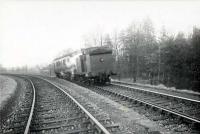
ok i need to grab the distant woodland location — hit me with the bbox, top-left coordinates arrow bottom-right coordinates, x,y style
84,18 -> 200,91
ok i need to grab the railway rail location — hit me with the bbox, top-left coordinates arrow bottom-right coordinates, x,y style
110,81 -> 200,122
111,80 -> 200,102
1,75 -> 120,134
1,76 -> 34,134
75,81 -> 200,133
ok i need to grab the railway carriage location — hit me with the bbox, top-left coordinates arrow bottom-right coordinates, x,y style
53,50 -> 80,79
53,46 -> 115,84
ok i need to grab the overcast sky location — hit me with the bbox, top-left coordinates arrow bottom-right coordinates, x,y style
0,1 -> 200,68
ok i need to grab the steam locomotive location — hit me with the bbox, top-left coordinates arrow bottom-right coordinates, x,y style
53,46 -> 115,84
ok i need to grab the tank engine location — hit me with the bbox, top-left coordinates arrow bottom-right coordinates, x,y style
53,46 -> 115,84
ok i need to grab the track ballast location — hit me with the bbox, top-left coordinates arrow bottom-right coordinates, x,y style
75,81 -> 200,133
1,75 -> 120,134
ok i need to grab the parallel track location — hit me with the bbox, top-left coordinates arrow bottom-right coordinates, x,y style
97,84 -> 200,123
112,80 -> 200,103
73,81 -> 200,133
110,82 -> 200,123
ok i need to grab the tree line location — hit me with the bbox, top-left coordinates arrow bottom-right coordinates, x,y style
84,18 -> 200,91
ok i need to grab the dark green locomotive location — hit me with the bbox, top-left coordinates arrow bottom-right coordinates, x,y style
53,46 -> 115,84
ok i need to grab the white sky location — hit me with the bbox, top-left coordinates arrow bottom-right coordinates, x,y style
0,1 -> 200,68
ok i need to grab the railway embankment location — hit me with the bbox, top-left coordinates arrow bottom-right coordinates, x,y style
0,75 -> 29,124
0,75 -> 17,110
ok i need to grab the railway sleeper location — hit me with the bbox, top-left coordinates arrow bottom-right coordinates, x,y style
16,106 -> 31,111
2,127 -> 25,134
173,125 -> 189,132
32,115 -> 86,125
35,111 -> 82,119
140,97 -> 159,101
92,113 -> 110,120
13,115 -> 28,122
189,110 -> 200,115
33,115 -> 83,123
32,120 -> 91,130
183,107 -> 198,112
32,119 -> 87,128
37,100 -> 56,104
36,105 -> 76,112
151,115 -> 168,121
2,126 -> 25,134
30,120 -> 94,132
13,112 -> 29,118
37,102 -> 68,106
3,122 -> 25,130
148,99 -> 166,103
35,108 -> 58,113
33,114 -> 58,120
9,119 -> 27,125
162,118 -> 180,126
61,127 -> 97,134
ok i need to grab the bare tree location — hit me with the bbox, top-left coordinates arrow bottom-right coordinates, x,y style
83,31 -> 104,48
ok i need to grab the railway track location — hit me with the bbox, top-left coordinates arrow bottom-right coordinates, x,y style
75,82 -> 200,133
110,82 -> 200,121
111,80 -> 200,102
1,75 -> 120,134
1,76 -> 34,134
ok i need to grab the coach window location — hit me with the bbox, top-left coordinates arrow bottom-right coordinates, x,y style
63,59 -> 66,65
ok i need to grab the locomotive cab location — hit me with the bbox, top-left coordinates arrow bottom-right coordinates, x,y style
76,46 -> 114,84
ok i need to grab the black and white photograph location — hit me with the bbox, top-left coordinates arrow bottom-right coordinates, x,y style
0,0 -> 200,133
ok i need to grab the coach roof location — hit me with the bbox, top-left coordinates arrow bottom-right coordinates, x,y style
81,46 -> 112,55
53,50 -> 80,61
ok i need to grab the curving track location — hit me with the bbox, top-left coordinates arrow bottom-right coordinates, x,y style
1,76 -> 34,134
1,75 -> 120,134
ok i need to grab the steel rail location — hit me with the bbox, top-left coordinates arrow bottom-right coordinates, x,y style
97,86 -> 200,124
0,74 -> 36,134
38,77 -> 111,134
112,81 -> 200,103
24,78 -> 36,134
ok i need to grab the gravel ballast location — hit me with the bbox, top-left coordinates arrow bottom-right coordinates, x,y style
1,76 -> 33,133
47,77 -> 171,134
0,75 -> 17,110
